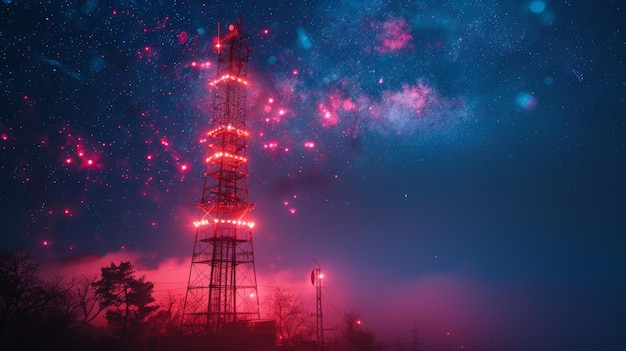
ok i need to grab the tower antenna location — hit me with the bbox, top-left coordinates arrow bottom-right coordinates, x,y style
311,261 -> 324,349
181,18 -> 258,334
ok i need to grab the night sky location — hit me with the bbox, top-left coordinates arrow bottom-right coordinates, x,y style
1,1 -> 625,350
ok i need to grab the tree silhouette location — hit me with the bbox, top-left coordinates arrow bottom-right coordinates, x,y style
71,274 -> 105,325
92,261 -> 158,343
0,250 -> 82,350
262,287 -> 314,347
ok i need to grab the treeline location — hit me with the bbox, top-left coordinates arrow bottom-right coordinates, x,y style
0,249 -> 179,351
0,249 -> 391,351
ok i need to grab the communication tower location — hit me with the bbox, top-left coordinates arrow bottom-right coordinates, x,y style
311,267 -> 324,349
181,18 -> 259,334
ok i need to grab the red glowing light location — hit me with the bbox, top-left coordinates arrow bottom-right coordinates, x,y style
65,158 -> 72,164
263,142 -> 278,150
43,241 -> 48,246
193,218 -> 255,228
147,155 -> 152,160
263,29 -> 269,34
1,134 -> 7,140
268,98 -> 274,103
207,124 -> 249,137
181,164 -> 188,171
64,209 -> 70,215
206,151 -> 247,163
289,208 -> 296,214
87,159 -> 94,166
191,61 -> 211,69
292,69 -> 299,75
144,46 -> 150,52
209,74 -> 248,86
304,141 -> 315,149
178,31 -> 189,44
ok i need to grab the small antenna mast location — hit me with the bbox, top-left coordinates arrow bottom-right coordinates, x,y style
216,22 -> 221,54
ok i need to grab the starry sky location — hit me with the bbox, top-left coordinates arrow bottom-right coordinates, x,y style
1,1 -> 625,350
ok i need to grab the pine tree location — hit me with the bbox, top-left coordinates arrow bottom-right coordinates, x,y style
92,261 -> 158,342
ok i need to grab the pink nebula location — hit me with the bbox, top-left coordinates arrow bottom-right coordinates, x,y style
375,18 -> 413,54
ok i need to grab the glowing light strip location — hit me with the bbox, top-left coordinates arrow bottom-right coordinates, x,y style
205,151 -> 247,163
193,218 -> 255,228
207,124 -> 249,137
209,74 -> 248,86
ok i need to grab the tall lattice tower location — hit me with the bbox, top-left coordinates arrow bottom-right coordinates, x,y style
181,18 -> 259,334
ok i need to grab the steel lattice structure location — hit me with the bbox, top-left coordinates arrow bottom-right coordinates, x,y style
181,18 -> 259,334
312,267 -> 325,349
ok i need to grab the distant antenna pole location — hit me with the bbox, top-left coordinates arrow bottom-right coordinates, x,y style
216,22 -> 221,54
311,266 -> 324,349
411,321 -> 421,351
